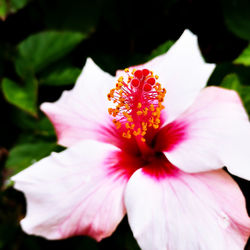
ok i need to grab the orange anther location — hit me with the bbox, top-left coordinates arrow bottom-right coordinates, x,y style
107,68 -> 165,140
118,76 -> 124,82
125,104 -> 130,110
149,104 -> 155,111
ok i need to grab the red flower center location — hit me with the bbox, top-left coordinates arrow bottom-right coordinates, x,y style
106,69 -> 187,179
107,68 -> 166,144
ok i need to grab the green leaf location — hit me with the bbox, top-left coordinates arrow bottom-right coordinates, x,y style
220,73 -> 250,114
0,0 -> 7,20
221,73 -> 241,91
0,0 -> 28,20
10,0 -> 28,10
15,31 -> 86,77
11,110 -> 56,138
39,65 -> 81,86
2,77 -> 37,116
148,40 -> 174,61
234,43 -> 250,66
222,0 -> 250,40
5,141 -> 57,180
207,62 -> 250,87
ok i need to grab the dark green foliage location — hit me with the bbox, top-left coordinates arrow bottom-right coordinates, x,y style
0,0 -> 28,20
220,73 -> 250,114
15,31 -> 86,75
234,43 -> 250,66
2,77 -> 38,116
222,0 -> 250,40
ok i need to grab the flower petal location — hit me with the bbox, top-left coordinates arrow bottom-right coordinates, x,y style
157,86 -> 250,180
11,140 -> 136,241
125,168 -> 250,250
117,29 -> 215,123
41,58 -> 116,147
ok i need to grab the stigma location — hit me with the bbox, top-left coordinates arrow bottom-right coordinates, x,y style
107,68 -> 166,142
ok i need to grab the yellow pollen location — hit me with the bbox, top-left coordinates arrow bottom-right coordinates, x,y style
116,83 -> 123,89
133,128 -> 141,136
107,68 -> 166,143
149,104 -> 155,111
113,119 -> 121,129
155,118 -> 160,124
142,122 -> 147,131
108,108 -> 113,114
125,104 -> 130,110
123,130 -> 131,139
143,108 -> 148,116
118,76 -> 124,82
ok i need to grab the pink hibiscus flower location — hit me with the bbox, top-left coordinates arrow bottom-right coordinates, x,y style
12,30 -> 250,249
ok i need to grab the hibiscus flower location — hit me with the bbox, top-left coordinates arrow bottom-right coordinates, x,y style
12,30 -> 250,250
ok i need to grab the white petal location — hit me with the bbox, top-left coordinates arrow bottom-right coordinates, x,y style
117,29 -> 215,123
156,86 -> 250,180
41,58 -> 116,147
12,140 -> 129,241
125,168 -> 250,250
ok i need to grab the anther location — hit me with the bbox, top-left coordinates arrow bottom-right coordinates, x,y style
118,76 -> 124,82
107,67 -> 166,143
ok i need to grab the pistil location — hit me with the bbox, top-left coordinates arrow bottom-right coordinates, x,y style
107,67 -> 166,151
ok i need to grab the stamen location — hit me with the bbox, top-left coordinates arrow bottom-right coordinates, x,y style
107,67 -> 166,143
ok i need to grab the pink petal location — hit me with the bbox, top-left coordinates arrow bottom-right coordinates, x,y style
125,167 -> 250,250
117,29 -> 215,123
11,140 -> 138,241
41,58 -> 117,147
156,86 -> 250,180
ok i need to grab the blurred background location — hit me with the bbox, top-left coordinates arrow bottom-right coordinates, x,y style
0,0 -> 249,249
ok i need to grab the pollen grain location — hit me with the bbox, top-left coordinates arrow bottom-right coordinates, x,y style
107,68 -> 166,143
